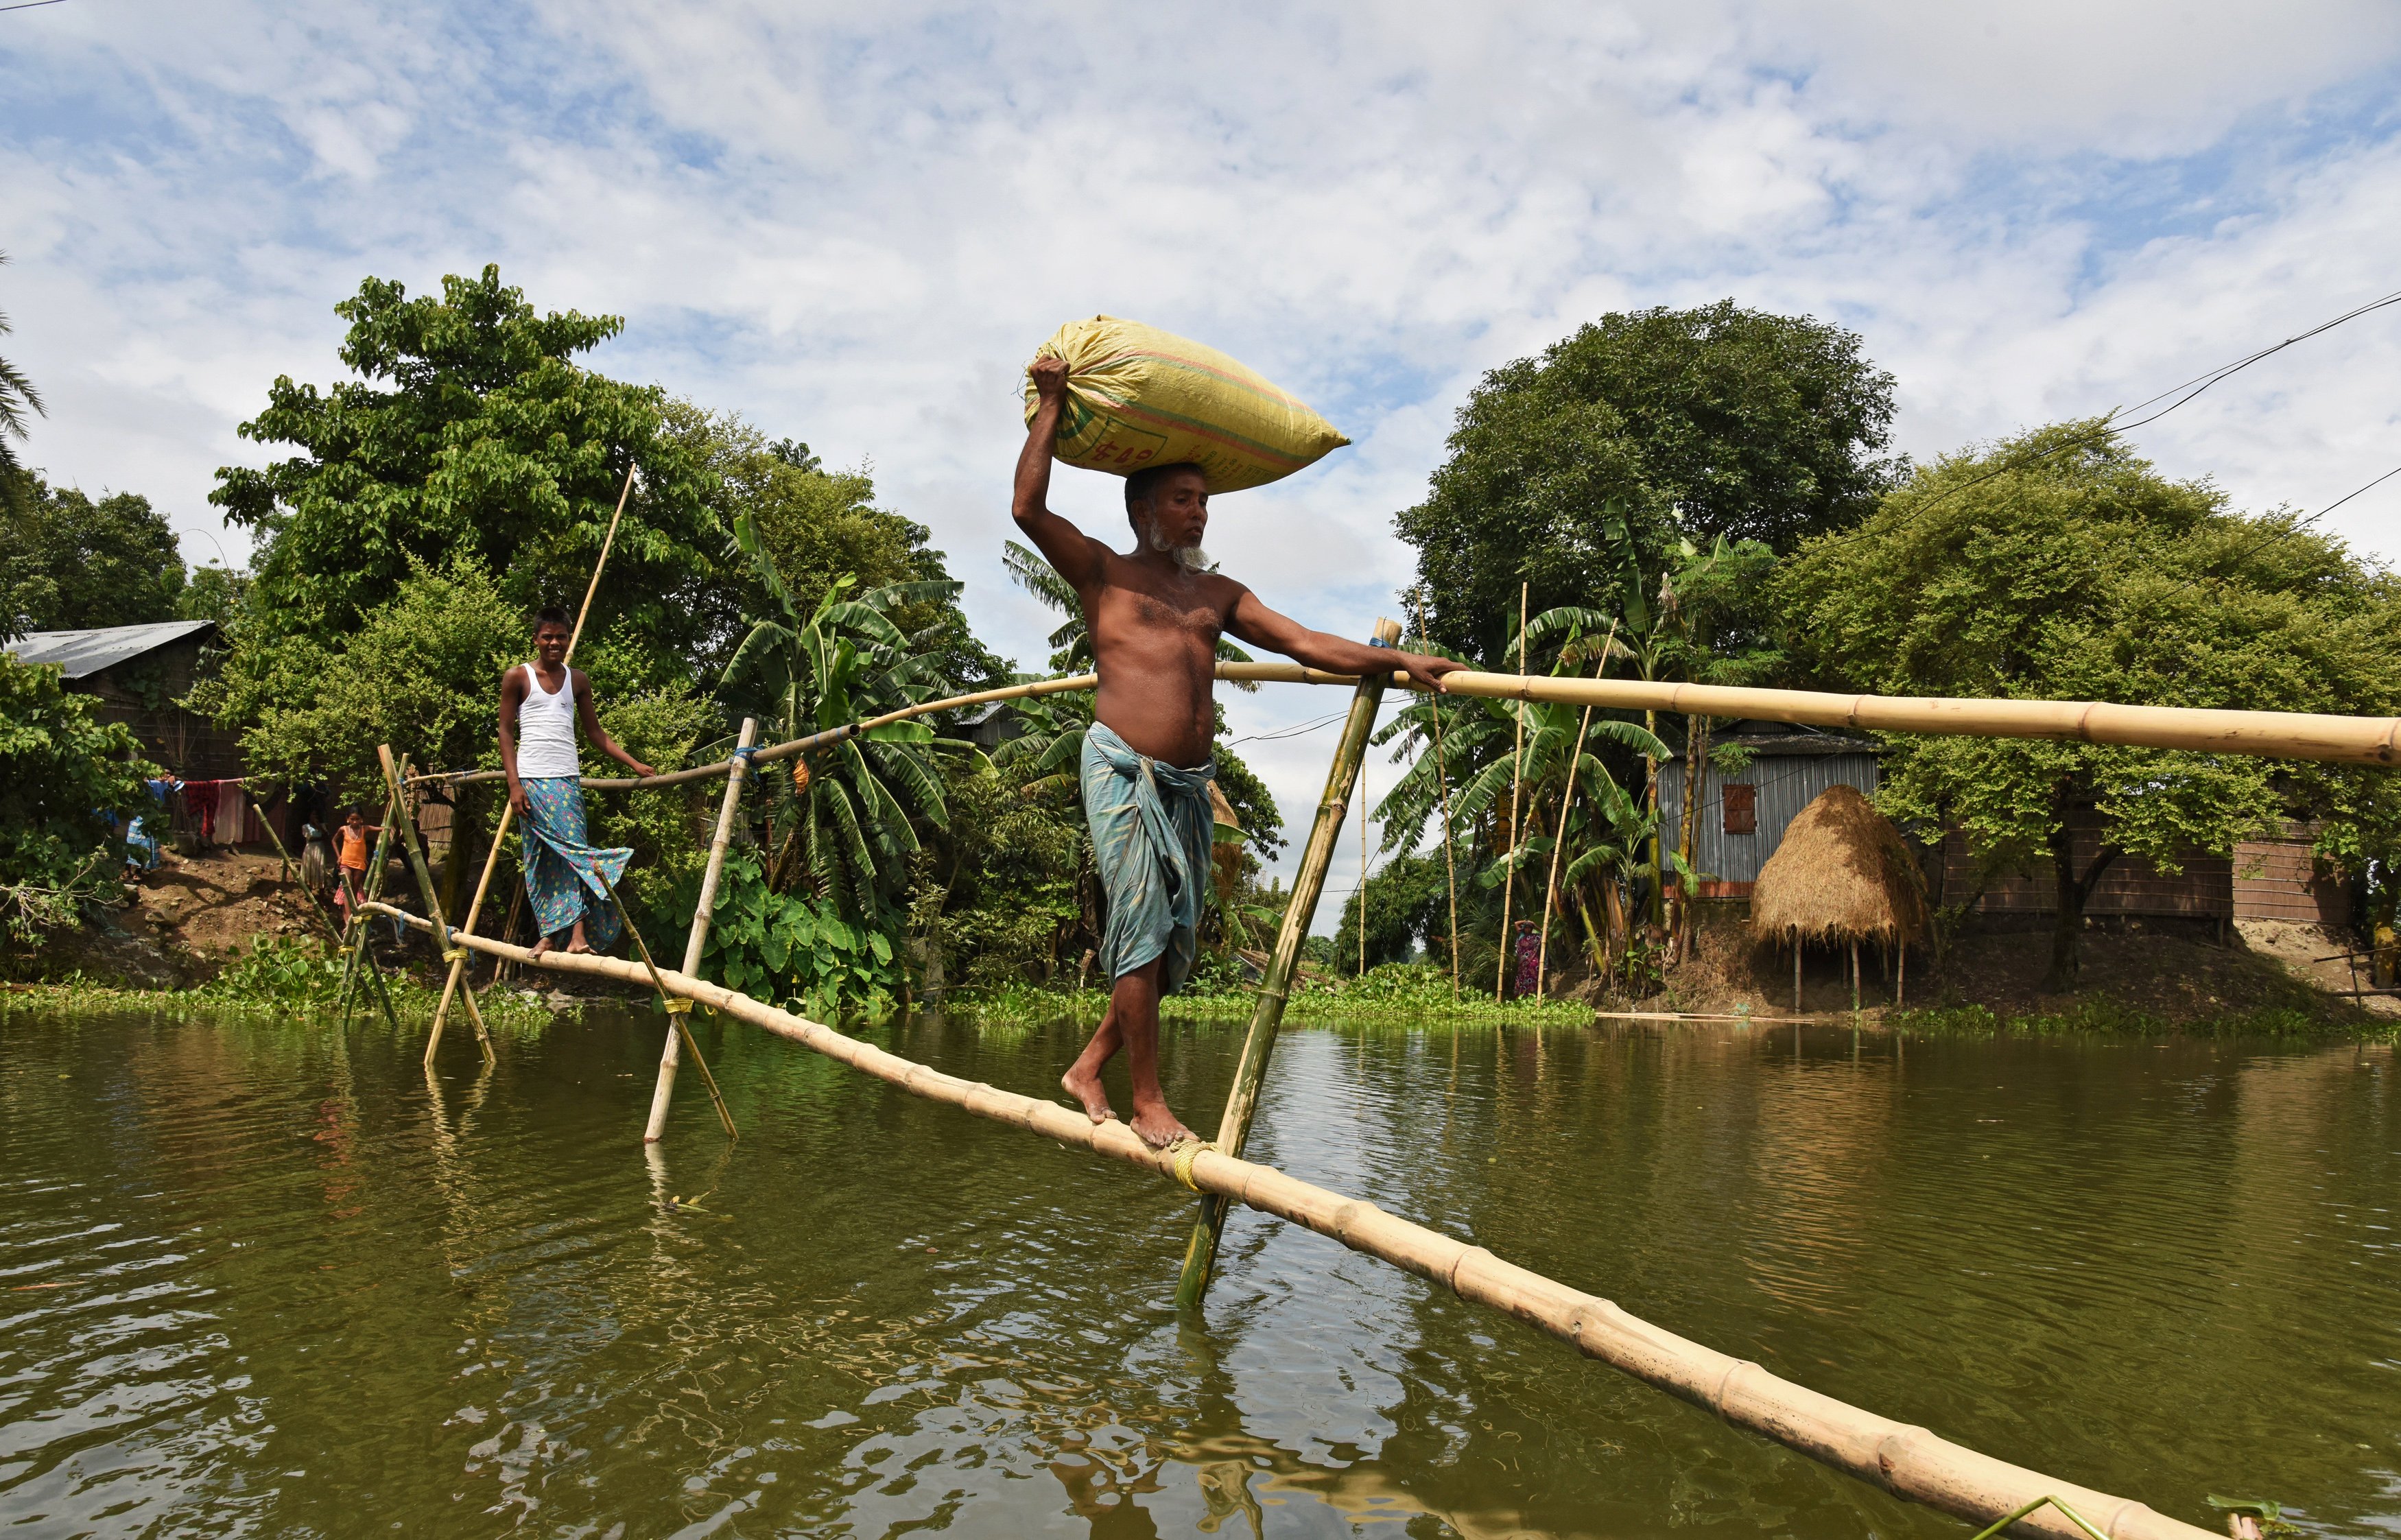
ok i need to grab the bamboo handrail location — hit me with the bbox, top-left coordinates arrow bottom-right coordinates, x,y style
357,895 -> 2214,1540
399,661 -> 2401,810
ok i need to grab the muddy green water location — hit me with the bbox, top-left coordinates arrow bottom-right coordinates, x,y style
1,1010 -> 2396,1539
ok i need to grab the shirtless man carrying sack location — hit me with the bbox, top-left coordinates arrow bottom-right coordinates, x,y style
1015,355 -> 1463,1148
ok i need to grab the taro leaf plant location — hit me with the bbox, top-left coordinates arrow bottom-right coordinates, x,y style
721,511 -> 975,934
674,853 -> 900,1020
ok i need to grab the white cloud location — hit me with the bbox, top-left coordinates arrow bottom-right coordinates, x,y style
4,0 -> 2398,907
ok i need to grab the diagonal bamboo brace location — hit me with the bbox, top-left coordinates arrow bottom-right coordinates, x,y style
604,878 -> 736,1139
1175,618 -> 1399,1310
377,744 -> 495,1063
646,717 -> 757,1143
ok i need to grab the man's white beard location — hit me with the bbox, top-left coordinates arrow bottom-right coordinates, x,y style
1144,517 -> 1210,573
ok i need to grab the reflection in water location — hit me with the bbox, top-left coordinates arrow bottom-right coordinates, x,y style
0,1008 -> 2395,1538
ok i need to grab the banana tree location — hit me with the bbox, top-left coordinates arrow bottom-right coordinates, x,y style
722,512 -> 974,928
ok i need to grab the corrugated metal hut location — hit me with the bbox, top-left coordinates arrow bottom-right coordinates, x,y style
1655,723 -> 1882,898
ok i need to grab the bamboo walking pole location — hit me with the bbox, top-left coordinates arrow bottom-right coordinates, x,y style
644,716 -> 757,1143
378,744 -> 496,1063
1358,751 -> 1370,978
252,796 -> 343,949
1495,584 -> 1529,1002
1176,619 -> 1401,1310
1535,621 -> 1618,996
425,463 -> 637,1056
1410,591 -> 1462,999
368,897 -> 2215,1540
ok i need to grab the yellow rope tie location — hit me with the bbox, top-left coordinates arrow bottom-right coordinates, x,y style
663,998 -> 694,1015
443,948 -> 469,963
1169,1139 -> 1216,1192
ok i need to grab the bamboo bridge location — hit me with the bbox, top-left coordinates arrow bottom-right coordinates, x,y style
317,631 -> 2401,1540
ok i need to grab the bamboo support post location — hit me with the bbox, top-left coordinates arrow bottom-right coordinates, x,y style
1176,618 -> 1401,1311
1495,584 -> 1528,1002
603,878 -> 736,1139
1851,940 -> 1862,1016
1409,591 -> 1462,999
1793,940 -> 1802,1012
645,716 -> 757,1143
366,897 -> 2215,1540
377,745 -> 495,1063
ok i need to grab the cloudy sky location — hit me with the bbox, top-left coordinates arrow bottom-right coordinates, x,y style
8,0 -> 2399,902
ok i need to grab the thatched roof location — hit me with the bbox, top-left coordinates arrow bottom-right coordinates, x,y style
1750,784 -> 1930,946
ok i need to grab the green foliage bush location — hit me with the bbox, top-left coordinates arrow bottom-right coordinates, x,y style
0,652 -> 152,942
661,853 -> 900,1020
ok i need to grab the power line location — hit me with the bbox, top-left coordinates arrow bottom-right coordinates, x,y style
2141,460 -> 2401,610
0,1 -> 70,13
1836,287 -> 2401,548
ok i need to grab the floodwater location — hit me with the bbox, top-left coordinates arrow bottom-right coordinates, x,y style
3,1008 -> 2396,1539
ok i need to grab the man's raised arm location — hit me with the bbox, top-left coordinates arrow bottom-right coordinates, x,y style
1227,588 -> 1465,694
1013,356 -> 1107,590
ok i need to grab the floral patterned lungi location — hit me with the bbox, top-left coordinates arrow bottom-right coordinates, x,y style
519,777 -> 632,950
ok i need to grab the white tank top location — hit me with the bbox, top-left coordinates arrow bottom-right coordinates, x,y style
515,663 -> 582,779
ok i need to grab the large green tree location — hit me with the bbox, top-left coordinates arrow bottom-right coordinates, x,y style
1399,300 -> 1900,665
1,477 -> 187,635
211,265 -> 731,676
1777,422 -> 2401,988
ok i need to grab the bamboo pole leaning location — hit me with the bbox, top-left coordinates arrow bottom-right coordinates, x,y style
360,897 -> 2214,1540
1408,591 -> 1463,999
425,463 -> 637,1057
1176,619 -> 1401,1312
1495,584 -> 1529,1002
1535,620 -> 1618,997
337,774 -> 405,1032
644,715 -> 757,1144
377,745 -> 495,1063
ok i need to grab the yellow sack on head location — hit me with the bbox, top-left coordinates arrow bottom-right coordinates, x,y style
1024,316 -> 1350,495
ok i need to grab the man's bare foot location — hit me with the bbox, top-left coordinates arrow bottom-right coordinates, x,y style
527,936 -> 554,959
1061,1066 -> 1117,1124
1128,1103 -> 1196,1150
565,925 -> 594,955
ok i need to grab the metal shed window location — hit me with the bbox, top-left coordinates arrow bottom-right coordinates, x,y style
1723,783 -> 1757,836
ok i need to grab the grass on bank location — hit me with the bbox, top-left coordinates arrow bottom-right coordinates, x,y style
943,960 -> 1597,1029
1890,998 -> 2394,1041
1,934 -> 556,1034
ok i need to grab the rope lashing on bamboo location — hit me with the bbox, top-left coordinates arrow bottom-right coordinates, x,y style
363,895 -> 2210,1540
399,661 -> 2401,796
1169,1138 -> 1216,1192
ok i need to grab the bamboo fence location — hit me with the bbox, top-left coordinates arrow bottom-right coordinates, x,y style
370,897 -> 2212,1540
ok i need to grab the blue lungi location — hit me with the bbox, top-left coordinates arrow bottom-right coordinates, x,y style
1081,723 -> 1216,995
519,777 -> 632,949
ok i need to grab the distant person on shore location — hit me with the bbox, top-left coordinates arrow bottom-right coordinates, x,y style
499,606 -> 654,958
1015,355 -> 1463,1148
332,809 -> 380,929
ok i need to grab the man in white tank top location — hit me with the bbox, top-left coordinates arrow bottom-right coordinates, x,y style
500,606 -> 657,957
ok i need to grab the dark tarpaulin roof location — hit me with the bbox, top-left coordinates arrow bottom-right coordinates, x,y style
5,619 -> 217,680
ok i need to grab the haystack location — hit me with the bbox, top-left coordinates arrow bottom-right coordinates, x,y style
1751,784 -> 1930,1007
